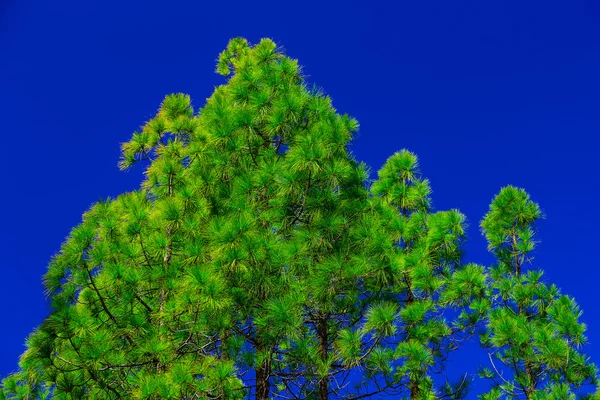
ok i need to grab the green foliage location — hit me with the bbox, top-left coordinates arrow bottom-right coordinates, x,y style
478,186 -> 597,399
1,40 -> 597,400
340,149 -> 489,398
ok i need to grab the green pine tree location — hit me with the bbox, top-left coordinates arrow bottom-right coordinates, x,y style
1,38 -> 597,400
329,149 -> 489,399
1,90 -> 247,399
479,186 -> 598,400
0,37 -> 374,400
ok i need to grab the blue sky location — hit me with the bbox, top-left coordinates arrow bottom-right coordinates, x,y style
1,0 -> 599,397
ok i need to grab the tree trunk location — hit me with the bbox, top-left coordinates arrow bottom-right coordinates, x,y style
524,362 -> 536,400
317,314 -> 329,400
410,381 -> 419,399
319,377 -> 328,400
256,351 -> 271,400
406,281 -> 419,400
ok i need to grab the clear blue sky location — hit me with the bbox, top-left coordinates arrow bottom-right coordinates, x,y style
1,0 -> 599,397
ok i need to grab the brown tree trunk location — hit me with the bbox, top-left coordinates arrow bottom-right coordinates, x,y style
410,381 -> 419,399
319,377 -> 328,400
256,355 -> 271,400
524,362 -> 536,400
405,278 -> 419,400
317,314 -> 329,400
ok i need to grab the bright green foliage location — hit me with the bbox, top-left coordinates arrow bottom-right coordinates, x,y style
332,150 -> 489,399
1,90 -> 246,399
1,39 -> 597,400
0,37 -> 373,400
479,186 -> 598,399
206,37 -> 374,399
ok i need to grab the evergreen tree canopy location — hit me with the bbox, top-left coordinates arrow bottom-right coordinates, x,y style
479,187 -> 597,400
1,38 -> 597,400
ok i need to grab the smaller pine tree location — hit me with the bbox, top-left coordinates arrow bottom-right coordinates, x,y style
478,186 -> 598,400
331,150 -> 489,399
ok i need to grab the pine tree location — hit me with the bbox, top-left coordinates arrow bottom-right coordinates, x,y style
1,39 -> 597,400
0,38 -> 375,400
206,38 -> 375,399
478,186 -> 598,399
1,90 -> 247,399
328,149 -> 489,399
